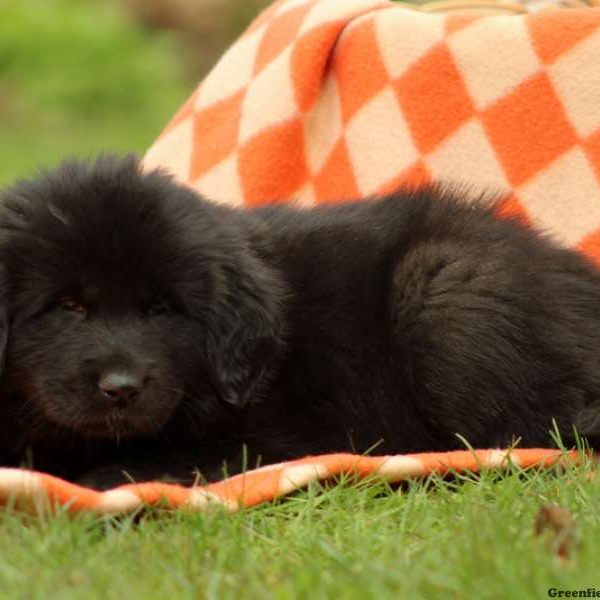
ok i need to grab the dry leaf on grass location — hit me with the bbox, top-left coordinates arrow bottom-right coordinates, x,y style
534,505 -> 579,563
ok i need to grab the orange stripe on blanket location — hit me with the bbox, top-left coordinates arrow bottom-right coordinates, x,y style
495,193 -> 532,226
254,2 -> 315,75
445,15 -> 485,36
239,117 -> 309,205
584,127 -> 600,182
481,72 -> 578,188
189,90 -> 245,181
313,138 -> 361,202
292,21 -> 359,113
528,9 -> 600,65
335,18 -> 390,123
245,0 -> 295,37
394,44 -> 475,155
578,229 -> 600,267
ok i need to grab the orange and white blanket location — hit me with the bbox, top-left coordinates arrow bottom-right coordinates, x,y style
0,449 -> 579,516
1,0 -> 599,516
145,0 -> 600,259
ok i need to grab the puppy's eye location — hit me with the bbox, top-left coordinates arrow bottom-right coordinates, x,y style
58,297 -> 87,314
147,299 -> 170,316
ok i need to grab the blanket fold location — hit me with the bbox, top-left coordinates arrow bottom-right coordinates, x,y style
0,449 -> 580,517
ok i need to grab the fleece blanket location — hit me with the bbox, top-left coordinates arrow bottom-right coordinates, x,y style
1,0 -> 598,516
0,449 -> 580,516
144,0 -> 600,259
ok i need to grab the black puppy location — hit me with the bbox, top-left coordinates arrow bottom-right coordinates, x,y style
0,155 -> 599,488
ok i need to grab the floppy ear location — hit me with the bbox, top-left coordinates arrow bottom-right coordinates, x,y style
206,258 -> 287,407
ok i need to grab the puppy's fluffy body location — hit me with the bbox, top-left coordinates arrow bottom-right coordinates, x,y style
0,157 -> 599,487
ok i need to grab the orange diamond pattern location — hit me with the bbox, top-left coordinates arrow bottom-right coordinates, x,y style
393,44 -> 476,155
144,0 -> 600,259
481,72 -> 578,187
335,18 -> 390,123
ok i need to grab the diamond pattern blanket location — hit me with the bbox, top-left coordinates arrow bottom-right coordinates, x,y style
1,0 -> 598,516
144,0 -> 600,257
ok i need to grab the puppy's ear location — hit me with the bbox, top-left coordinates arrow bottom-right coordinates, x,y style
206,259 -> 286,407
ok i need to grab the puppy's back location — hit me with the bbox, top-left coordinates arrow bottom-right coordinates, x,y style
252,188 -> 600,452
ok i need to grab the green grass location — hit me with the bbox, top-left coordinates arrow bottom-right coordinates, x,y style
1,459 -> 599,599
0,0 -> 193,186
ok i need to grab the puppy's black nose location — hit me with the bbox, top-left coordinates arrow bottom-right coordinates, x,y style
98,372 -> 142,406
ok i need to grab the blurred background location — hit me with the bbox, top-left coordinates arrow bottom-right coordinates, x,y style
0,0 -> 269,185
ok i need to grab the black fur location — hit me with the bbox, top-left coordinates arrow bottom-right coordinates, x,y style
0,156 -> 599,488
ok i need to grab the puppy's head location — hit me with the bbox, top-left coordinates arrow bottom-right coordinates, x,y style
0,156 -> 285,441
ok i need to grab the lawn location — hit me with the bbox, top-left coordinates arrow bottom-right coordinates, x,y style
1,458 -> 599,599
0,0 -> 192,186
2,1 -> 600,598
